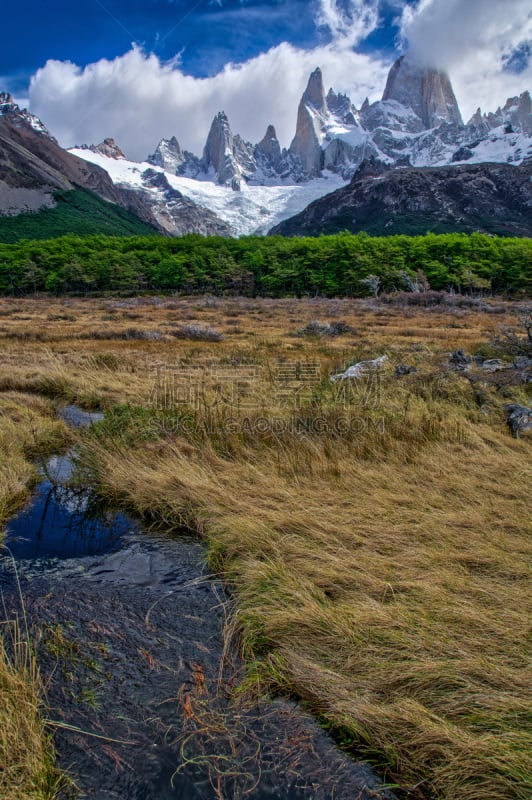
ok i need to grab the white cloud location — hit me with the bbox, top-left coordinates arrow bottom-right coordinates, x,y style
400,0 -> 532,119
26,0 -> 532,159
316,0 -> 380,48
29,41 -> 389,160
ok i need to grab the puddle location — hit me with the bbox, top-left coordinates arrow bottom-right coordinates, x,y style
3,452 -> 137,561
4,405 -> 132,561
58,404 -> 104,429
0,405 -> 395,800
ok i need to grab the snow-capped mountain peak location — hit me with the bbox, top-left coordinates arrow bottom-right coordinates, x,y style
0,92 -> 55,139
382,55 -> 463,128
65,53 -> 532,238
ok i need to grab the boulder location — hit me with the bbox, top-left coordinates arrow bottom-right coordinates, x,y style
503,404 -> 532,438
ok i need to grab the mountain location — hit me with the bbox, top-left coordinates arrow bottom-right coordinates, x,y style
0,97 -> 232,238
70,146 -> 344,237
0,93 -> 164,232
4,51 -> 531,240
144,56 -> 531,191
270,158 -> 532,238
127,167 -> 231,237
289,67 -> 329,178
148,115 -> 287,189
381,56 -> 463,129
79,54 -> 528,242
0,188 -> 159,242
78,138 -> 126,159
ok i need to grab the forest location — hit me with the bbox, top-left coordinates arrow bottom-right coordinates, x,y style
0,231 -> 530,296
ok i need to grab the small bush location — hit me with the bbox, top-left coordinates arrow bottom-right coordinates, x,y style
171,324 -> 225,342
295,320 -> 356,338
80,328 -> 164,341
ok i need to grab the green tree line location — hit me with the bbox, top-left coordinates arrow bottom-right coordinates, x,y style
0,231 -> 530,296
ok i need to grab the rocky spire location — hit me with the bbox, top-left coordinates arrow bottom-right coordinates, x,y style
326,89 -> 356,123
148,135 -> 185,172
467,91 -> 532,136
382,56 -> 463,129
202,111 -> 256,190
302,68 -> 327,114
289,69 -> 329,178
255,124 -> 281,167
203,112 -> 232,168
505,91 -> 532,134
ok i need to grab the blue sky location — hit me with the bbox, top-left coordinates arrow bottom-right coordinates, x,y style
4,1 -> 531,159
3,1 -> 406,94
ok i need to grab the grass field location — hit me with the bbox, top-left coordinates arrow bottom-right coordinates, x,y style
0,294 -> 530,799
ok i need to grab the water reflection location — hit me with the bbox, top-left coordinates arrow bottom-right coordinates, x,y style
4,452 -> 137,561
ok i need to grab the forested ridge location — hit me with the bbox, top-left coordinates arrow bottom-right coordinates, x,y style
0,189 -> 158,242
0,232 -> 530,296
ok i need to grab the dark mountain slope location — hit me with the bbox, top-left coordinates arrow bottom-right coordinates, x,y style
270,159 -> 532,238
0,108 -> 231,237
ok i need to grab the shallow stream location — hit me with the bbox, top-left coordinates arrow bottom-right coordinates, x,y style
0,406 -> 395,800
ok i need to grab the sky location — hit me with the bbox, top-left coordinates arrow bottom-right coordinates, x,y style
2,0 -> 532,159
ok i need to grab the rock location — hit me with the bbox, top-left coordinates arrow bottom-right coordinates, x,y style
254,124 -> 282,170
467,91 -> 532,137
138,168 -> 233,236
203,111 -> 241,189
479,359 -> 509,372
449,349 -> 472,369
0,92 -> 55,139
513,356 -> 532,370
289,68 -> 327,178
86,138 -> 125,159
147,136 -> 184,171
331,355 -> 388,383
503,404 -> 532,438
452,146 -> 474,162
303,67 -> 328,114
395,364 -> 417,377
382,56 -> 463,129
326,89 -> 355,123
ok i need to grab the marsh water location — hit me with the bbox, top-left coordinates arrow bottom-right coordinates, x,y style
0,406 -> 394,800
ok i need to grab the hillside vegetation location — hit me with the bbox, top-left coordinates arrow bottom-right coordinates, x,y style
0,189 -> 158,243
0,231 -> 530,296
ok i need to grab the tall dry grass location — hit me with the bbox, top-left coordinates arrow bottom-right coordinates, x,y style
79,371 -> 531,800
0,295 -> 530,799
0,620 -> 62,800
0,393 -> 69,526
0,394 -> 68,800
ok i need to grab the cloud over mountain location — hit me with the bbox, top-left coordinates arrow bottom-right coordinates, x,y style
26,0 -> 532,160
400,0 -> 532,115
29,43 -> 388,160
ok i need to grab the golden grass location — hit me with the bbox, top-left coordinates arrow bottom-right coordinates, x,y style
0,394 -> 68,800
0,623 -> 61,800
78,383 -> 531,799
0,393 -> 69,526
0,295 -> 530,799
